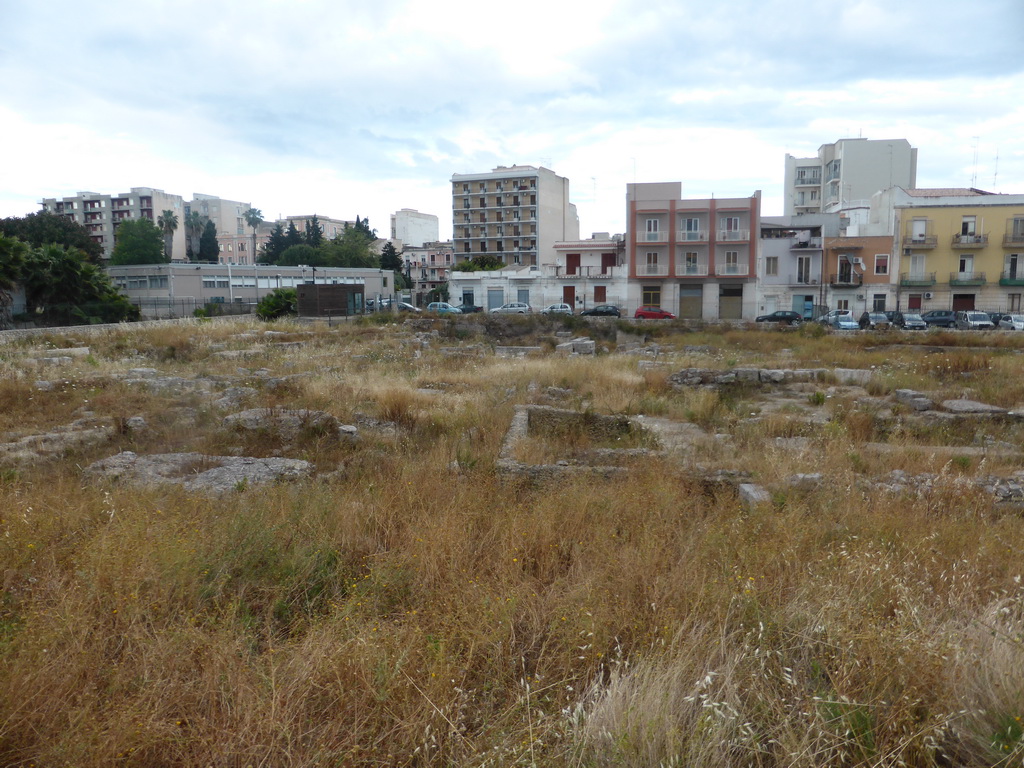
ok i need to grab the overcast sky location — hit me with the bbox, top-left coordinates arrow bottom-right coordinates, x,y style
2,0 -> 1022,240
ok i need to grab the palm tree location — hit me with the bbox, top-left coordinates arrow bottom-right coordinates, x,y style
244,208 -> 263,262
157,209 -> 179,262
184,211 -> 204,261
0,235 -> 27,328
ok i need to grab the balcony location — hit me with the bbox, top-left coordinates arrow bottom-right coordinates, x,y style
903,235 -> 937,248
951,234 -> 988,248
790,237 -> 823,250
788,276 -> 819,286
828,273 -> 864,288
716,263 -> 749,277
900,272 -> 937,287
641,232 -> 669,243
637,263 -> 669,277
1000,270 -> 1024,286
794,176 -> 821,187
677,230 -> 708,242
1003,232 -> 1024,247
676,261 -> 709,277
554,265 -> 617,279
949,271 -> 986,286
717,229 -> 750,241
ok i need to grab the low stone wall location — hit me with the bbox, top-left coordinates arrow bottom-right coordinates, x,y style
668,367 -> 831,387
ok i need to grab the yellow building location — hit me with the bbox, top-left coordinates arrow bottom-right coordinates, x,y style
888,188 -> 1024,311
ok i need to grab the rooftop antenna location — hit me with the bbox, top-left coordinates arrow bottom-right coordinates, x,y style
970,137 -> 980,187
993,149 -> 999,188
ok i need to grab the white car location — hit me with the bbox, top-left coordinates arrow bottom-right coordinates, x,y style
491,302 -> 532,314
818,309 -> 855,328
999,314 -> 1024,330
541,303 -> 573,315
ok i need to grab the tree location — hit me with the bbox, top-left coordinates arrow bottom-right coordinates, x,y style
244,207 -> 263,262
157,209 -> 179,261
352,216 -> 377,242
284,221 -> 303,249
277,244 -> 318,267
256,288 -> 297,320
198,220 -> 219,263
0,211 -> 103,263
380,241 -> 403,272
184,211 -> 205,261
456,253 -> 504,271
305,214 -> 324,248
110,219 -> 166,265
0,234 -> 28,328
321,227 -> 378,268
261,223 -> 287,264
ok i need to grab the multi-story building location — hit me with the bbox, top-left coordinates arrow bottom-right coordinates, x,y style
281,214 -> 354,242
783,138 -> 917,215
41,187 -> 186,261
626,183 -> 760,320
187,194 -> 255,264
758,214 -> 840,318
391,209 -> 439,248
402,241 -> 460,301
822,233 -> 897,315
451,165 -> 579,268
872,187 -> 1024,312
447,234 -> 625,312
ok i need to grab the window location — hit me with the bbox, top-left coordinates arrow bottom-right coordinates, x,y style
1010,294 -> 1021,311
961,216 -> 976,236
837,299 -> 849,310
959,254 -> 974,275
810,190 -> 819,201
797,256 -> 811,284
685,252 -> 700,274
874,254 -> 889,275
765,256 -> 778,276
642,285 -> 661,306
239,242 -> 246,252
645,218 -> 660,242
479,197 -> 486,208
644,252 -> 659,274
873,294 -> 886,311
725,251 -> 739,274
681,217 -> 701,240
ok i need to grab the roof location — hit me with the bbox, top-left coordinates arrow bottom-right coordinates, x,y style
902,187 -> 995,197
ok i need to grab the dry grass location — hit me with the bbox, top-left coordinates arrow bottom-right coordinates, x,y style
2,318 -> 1024,765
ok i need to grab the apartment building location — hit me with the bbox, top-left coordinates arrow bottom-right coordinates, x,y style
41,187 -> 186,261
402,241 -> 459,300
758,214 -> 840,318
783,138 -> 917,215
391,209 -> 439,248
871,187 -> 1024,312
187,194 -> 256,264
822,233 -> 898,315
451,165 -> 579,268
627,183 -> 760,320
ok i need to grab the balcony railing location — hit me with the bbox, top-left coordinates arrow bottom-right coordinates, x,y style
794,176 -> 821,187
828,273 -> 864,287
717,229 -> 750,241
1004,233 -> 1024,247
641,232 -> 669,243
637,263 -> 669,277
903,234 -> 937,248
790,237 -> 823,249
951,234 -> 988,248
949,271 -> 986,286
676,262 -> 709,277
554,265 -> 617,279
677,230 -> 708,242
1000,270 -> 1024,286
900,271 -> 937,287
716,264 -> 749,276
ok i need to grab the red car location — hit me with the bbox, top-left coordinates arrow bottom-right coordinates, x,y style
634,306 -> 676,319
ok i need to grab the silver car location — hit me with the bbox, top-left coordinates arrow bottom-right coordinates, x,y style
955,311 -> 995,330
999,313 -> 1024,330
541,303 -> 573,315
491,302 -> 532,314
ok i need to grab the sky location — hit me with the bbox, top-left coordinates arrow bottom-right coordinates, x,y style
2,0 -> 1023,241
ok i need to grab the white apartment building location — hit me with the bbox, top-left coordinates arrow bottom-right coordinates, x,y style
391,209 -> 439,248
41,187 -> 186,261
783,138 -> 918,215
451,165 -> 579,268
187,194 -> 255,264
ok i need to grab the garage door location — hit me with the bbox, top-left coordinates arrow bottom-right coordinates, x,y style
679,287 -> 702,319
719,285 -> 743,320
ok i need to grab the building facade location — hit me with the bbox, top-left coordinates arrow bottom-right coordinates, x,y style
402,241 -> 459,302
41,188 -> 187,262
187,194 -> 254,264
107,263 -> 392,319
391,209 -> 439,248
783,138 -> 917,215
757,214 -> 840,318
627,183 -> 760,320
451,165 -> 579,268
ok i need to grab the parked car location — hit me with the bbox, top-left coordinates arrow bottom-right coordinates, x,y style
859,311 -> 891,330
754,310 -> 802,326
541,303 -> 574,315
892,311 -> 927,330
832,314 -> 861,331
988,311 -> 1009,326
455,303 -> 483,313
426,302 -> 462,314
955,310 -> 995,330
817,309 -> 855,327
999,314 -> 1024,330
921,309 -> 957,328
634,306 -> 676,320
491,302 -> 532,314
580,304 -> 621,317
395,302 -> 421,313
